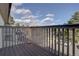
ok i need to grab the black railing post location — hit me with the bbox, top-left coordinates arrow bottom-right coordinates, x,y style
48,28 -> 50,51
5,26 -> 7,48
54,28 -> 56,55
72,28 -> 75,56
46,28 -> 48,49
9,27 -> 10,47
2,27 -> 3,48
51,28 -> 53,54
8,26 -> 10,55
15,27 -> 17,45
2,27 -> 4,55
62,28 -> 64,56
67,28 -> 69,56
43,28 -> 45,48
58,28 -> 60,56
12,27 -> 13,47
21,28 -> 23,44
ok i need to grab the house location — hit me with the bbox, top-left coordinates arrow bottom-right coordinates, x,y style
0,3 -> 11,48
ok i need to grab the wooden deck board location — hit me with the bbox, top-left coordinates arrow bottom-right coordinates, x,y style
12,46 -> 20,56
26,44 -> 50,56
25,44 -> 45,56
33,44 -> 53,56
21,44 -> 38,56
0,43 -> 53,56
18,44 -> 31,56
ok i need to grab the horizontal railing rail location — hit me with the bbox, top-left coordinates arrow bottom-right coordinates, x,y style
0,24 -> 79,28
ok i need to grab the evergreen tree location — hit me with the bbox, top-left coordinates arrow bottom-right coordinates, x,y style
68,11 -> 79,43
68,11 -> 79,24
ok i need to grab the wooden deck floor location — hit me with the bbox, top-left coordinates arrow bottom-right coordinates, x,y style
0,43 -> 53,56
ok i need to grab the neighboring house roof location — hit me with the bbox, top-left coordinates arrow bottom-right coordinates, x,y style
0,3 -> 11,25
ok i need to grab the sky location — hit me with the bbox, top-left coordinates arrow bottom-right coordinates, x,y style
11,3 -> 79,26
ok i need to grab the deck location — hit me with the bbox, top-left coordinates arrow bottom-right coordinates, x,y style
0,24 -> 79,56
0,43 -> 53,56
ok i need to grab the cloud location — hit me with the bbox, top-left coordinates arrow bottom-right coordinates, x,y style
14,19 -> 31,26
11,4 -> 55,26
12,8 -> 39,26
21,15 -> 38,20
11,3 -> 23,18
11,5 -> 16,17
41,17 -> 53,22
11,3 -> 41,26
30,19 -> 40,26
14,18 -> 41,26
41,17 -> 54,25
13,3 -> 23,6
15,9 -> 32,15
15,9 -> 23,14
21,15 -> 40,26
11,5 -> 16,12
40,13 -> 55,25
11,3 -> 23,13
46,13 -> 54,17
14,13 -> 55,26
11,3 -> 32,20
15,19 -> 31,23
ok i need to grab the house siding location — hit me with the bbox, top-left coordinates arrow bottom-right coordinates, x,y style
0,13 -> 4,48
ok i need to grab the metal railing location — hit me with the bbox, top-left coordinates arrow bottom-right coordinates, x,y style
0,24 -> 79,56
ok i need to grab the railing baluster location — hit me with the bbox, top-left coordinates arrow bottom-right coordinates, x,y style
21,28 -> 22,44
17,28 -> 19,45
4,26 -> 7,55
62,28 -> 64,56
48,28 -> 50,51
67,28 -> 69,56
16,28 -> 18,45
52,28 -> 54,54
8,26 -> 10,55
2,27 -> 4,55
72,28 -> 75,56
43,28 -> 45,48
46,28 -> 48,50
15,27 -> 16,45
5,27 -> 8,47
54,28 -> 56,55
12,27 -> 14,46
4,27 -> 5,55
7,27 -> 8,47
2,27 -> 3,48
58,28 -> 60,56
44,28 -> 46,47
5,27 -> 7,55
9,27 -> 11,47
15,27 -> 17,45
10,27 -> 11,47
44,28 -> 46,48
21,28 -> 23,44
12,27 -> 13,47
19,27 -> 20,44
